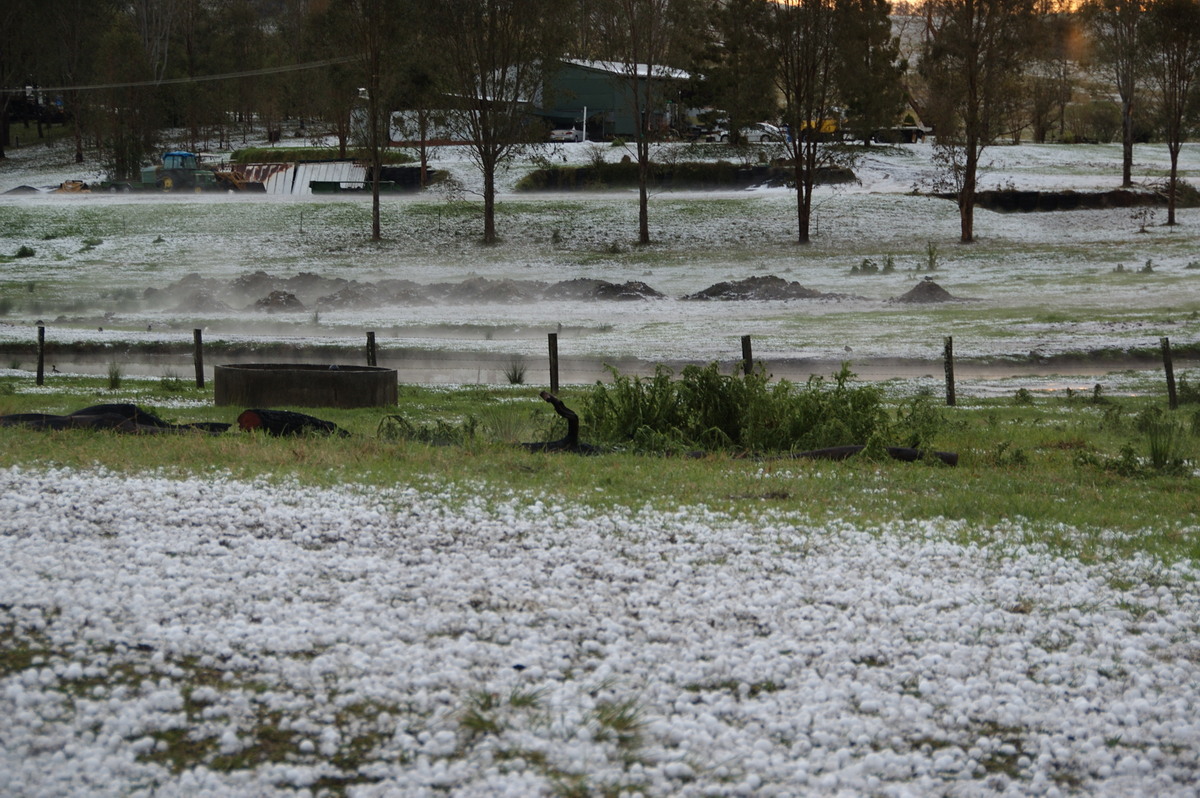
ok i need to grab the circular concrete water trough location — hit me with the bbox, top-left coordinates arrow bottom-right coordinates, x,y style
214,363 -> 397,408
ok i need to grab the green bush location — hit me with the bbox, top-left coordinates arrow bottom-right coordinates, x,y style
15,245 -> 35,258
582,362 -> 900,454
1177,372 -> 1200,404
515,160 -> 777,191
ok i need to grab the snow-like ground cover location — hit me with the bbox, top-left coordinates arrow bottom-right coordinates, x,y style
1,137 -> 1197,388
2,465 -> 1199,797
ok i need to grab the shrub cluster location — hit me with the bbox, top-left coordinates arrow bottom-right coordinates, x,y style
582,362 -> 933,454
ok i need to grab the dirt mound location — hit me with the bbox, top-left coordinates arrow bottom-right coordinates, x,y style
283,271 -> 348,297
172,290 -> 233,313
316,282 -> 390,310
892,277 -> 959,303
253,290 -> 305,312
230,270 -> 281,297
149,271 -> 672,310
544,278 -> 665,301
683,275 -> 824,301
427,277 -> 547,303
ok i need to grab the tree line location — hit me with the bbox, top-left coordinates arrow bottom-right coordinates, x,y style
1,0 -> 1198,245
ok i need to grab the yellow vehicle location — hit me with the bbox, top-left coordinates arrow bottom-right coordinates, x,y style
795,118 -> 840,141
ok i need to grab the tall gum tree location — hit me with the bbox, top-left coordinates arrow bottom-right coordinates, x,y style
594,0 -> 701,245
0,0 -> 37,158
427,0 -> 568,244
696,0 -> 779,145
1083,0 -> 1144,187
769,0 -> 838,244
347,0 -> 394,241
1143,0 -> 1200,226
920,0 -> 1036,243
835,0 -> 907,146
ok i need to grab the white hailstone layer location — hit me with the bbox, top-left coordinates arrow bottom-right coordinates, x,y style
1,465 -> 1198,797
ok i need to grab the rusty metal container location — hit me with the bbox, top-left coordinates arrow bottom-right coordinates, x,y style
214,363 -> 397,408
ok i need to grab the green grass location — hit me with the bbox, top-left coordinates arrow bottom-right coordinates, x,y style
0,373 -> 1196,564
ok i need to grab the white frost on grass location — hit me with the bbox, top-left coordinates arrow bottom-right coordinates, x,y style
2,466 -> 1198,796
1,140 -> 1197,384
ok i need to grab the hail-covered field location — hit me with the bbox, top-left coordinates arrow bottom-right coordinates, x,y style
3,466 -> 1199,797
0,138 -> 1197,384
2,137 -> 1200,796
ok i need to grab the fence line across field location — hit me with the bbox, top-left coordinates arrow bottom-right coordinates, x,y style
25,327 -> 1185,407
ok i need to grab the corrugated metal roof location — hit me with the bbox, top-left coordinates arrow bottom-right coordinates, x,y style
561,58 -> 690,81
239,161 -> 368,194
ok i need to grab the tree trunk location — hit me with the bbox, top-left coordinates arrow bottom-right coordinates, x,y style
1167,143 -> 1179,226
636,135 -> 650,245
0,97 -> 9,158
483,155 -> 497,244
368,77 -> 382,241
794,141 -> 813,244
797,177 -> 811,244
960,141 -> 978,243
417,109 -> 429,187
959,181 -> 975,242
1120,97 -> 1133,188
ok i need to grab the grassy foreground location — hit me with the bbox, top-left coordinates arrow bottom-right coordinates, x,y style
2,369 -> 1200,564
0,371 -> 1197,564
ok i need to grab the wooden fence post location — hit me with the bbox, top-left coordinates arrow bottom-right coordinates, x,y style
36,325 -> 45,386
193,329 -> 205,389
1162,336 -> 1177,410
741,334 -> 754,376
944,336 -> 956,407
548,332 -> 559,394
366,331 -> 377,367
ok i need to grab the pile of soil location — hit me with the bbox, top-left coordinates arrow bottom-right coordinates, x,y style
149,272 -> 674,311
542,278 -> 665,301
683,275 -> 826,301
147,271 -> 869,311
891,277 -> 959,303
254,290 -> 305,312
172,290 -> 232,313
426,277 -> 547,304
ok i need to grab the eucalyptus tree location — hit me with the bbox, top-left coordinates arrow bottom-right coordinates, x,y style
131,0 -> 180,84
835,0 -> 907,146
301,3 -> 361,157
346,0 -> 400,241
425,0 -> 570,244
1025,3 -> 1076,144
695,0 -> 779,145
593,0 -> 703,245
768,0 -> 839,244
1142,0 -> 1200,225
43,0 -> 119,162
92,9 -> 169,178
919,0 -> 1037,243
1083,0 -> 1145,186
0,0 -> 37,158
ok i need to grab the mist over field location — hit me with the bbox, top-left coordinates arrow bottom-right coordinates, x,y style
2,139 -> 1197,388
